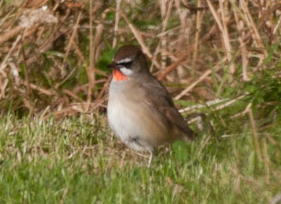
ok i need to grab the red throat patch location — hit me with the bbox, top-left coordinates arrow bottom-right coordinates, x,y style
113,69 -> 127,81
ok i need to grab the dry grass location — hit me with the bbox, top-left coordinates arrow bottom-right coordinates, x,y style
0,0 -> 279,116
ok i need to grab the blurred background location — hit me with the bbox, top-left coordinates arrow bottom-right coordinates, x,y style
0,0 -> 280,119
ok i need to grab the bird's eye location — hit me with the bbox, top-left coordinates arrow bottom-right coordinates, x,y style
116,61 -> 132,69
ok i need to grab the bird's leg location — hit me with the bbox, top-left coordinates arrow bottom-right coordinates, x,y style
147,151 -> 154,168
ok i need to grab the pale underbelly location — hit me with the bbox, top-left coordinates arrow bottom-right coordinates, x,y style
107,99 -> 167,152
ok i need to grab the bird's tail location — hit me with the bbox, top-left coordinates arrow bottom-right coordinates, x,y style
184,113 -> 207,140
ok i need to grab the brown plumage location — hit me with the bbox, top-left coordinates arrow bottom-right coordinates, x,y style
107,45 -> 194,166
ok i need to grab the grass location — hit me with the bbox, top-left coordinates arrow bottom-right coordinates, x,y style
1,1 -> 281,203
0,111 -> 280,204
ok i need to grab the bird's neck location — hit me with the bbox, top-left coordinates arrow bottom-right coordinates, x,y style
113,69 -> 128,81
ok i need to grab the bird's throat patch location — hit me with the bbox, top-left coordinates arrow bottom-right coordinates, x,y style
113,69 -> 127,81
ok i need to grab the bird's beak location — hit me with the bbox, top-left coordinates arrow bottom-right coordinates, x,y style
107,62 -> 115,69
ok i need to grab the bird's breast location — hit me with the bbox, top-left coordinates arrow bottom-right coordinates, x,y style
107,80 -> 170,151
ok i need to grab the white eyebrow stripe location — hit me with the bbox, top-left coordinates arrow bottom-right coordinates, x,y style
116,57 -> 132,64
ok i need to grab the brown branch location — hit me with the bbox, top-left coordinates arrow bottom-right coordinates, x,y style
157,24 -> 217,81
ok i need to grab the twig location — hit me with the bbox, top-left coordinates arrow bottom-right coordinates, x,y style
63,89 -> 83,102
112,0 -> 122,48
160,0 -> 174,69
0,26 -> 24,45
273,15 -> 281,34
193,0 -> 202,63
239,0 -> 265,52
179,94 -> 248,113
207,0 -> 235,73
157,48 -> 193,80
233,5 -> 250,81
157,24 -> 218,80
21,80 -> 57,96
248,107 -> 262,163
214,94 -> 247,111
179,98 -> 229,113
0,35 -> 22,72
174,55 -> 228,100
61,11 -> 82,74
262,137 -> 270,183
69,40 -> 107,76
96,76 -> 111,100
175,69 -> 211,100
87,0 -> 94,111
231,102 -> 252,118
21,35 -> 32,96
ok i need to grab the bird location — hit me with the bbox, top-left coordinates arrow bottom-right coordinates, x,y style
107,45 -> 194,167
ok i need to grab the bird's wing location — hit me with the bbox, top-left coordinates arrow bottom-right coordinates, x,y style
139,76 -> 194,140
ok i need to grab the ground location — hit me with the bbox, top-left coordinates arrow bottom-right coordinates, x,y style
0,113 -> 280,204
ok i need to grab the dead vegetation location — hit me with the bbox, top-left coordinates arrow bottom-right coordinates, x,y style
0,0 -> 280,117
